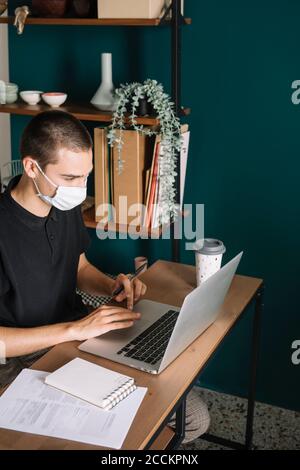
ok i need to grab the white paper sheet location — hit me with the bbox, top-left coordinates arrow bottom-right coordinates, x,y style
0,369 -> 147,449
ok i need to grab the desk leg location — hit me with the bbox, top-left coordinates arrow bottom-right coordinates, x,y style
144,396 -> 187,450
144,285 -> 264,451
245,284 -> 264,450
200,284 -> 264,450
166,398 -> 186,449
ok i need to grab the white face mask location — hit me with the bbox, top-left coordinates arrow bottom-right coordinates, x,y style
32,161 -> 87,211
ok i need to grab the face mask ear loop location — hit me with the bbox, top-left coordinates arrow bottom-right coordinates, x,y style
34,161 -> 58,188
32,177 -> 42,197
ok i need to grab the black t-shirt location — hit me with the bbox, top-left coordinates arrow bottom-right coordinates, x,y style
0,175 -> 91,327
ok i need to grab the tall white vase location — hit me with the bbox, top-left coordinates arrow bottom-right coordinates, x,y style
91,53 -> 117,111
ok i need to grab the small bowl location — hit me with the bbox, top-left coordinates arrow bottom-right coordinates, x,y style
20,90 -> 43,105
5,82 -> 18,93
42,92 -> 67,108
5,93 -> 18,104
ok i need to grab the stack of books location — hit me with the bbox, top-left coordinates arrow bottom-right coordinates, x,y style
94,124 -> 190,230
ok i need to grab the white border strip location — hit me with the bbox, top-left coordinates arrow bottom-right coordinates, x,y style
0,9 -> 12,172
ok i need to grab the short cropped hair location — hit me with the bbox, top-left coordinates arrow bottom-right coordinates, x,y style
20,111 -> 93,169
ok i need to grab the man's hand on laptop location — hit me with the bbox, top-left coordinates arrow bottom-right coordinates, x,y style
70,305 -> 142,341
111,273 -> 147,310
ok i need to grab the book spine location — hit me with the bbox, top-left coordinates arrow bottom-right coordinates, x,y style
145,141 -> 160,228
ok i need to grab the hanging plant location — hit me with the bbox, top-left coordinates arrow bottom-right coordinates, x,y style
107,79 -> 182,225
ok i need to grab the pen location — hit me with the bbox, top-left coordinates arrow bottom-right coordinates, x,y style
111,262 -> 148,298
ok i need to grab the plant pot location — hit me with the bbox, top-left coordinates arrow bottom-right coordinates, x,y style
126,98 -> 156,117
32,0 -> 69,18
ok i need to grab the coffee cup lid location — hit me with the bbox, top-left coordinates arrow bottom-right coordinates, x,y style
194,238 -> 226,255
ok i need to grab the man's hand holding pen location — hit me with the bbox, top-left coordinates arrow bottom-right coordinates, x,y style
71,263 -> 148,341
111,263 -> 147,310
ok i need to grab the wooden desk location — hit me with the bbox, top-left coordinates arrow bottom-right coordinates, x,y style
0,260 -> 264,450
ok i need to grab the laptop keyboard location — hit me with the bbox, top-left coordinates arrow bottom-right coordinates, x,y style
116,309 -> 179,365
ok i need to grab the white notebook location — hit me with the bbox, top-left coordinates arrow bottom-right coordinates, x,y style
45,357 -> 137,411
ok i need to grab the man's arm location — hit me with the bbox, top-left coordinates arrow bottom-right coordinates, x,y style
77,253 -> 115,297
0,304 -> 141,358
0,322 -> 74,358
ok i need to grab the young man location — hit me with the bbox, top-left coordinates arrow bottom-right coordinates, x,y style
0,111 -> 210,443
0,111 -> 146,364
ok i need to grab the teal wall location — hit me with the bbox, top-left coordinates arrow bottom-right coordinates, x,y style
6,1 -> 300,411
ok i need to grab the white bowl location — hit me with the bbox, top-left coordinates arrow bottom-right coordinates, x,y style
5,93 -> 18,104
20,90 -> 43,106
5,82 -> 18,93
42,92 -> 67,108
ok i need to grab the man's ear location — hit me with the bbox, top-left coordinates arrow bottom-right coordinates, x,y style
22,157 -> 37,179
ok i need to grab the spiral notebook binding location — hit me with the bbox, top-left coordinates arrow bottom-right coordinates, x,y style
102,378 -> 136,410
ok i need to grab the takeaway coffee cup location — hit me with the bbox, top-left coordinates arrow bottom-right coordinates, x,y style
194,239 -> 226,286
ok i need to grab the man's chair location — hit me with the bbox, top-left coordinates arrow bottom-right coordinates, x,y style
1,160 -> 23,192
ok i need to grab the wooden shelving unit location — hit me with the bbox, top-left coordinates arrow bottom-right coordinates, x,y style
0,101 -> 190,124
0,1 -> 190,259
0,16 -> 191,26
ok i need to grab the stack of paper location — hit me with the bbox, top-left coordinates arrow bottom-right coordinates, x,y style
0,369 -> 147,449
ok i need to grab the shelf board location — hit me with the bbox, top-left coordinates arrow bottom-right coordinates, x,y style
0,16 -> 192,27
0,102 -> 158,124
82,205 -> 188,238
0,101 -> 190,124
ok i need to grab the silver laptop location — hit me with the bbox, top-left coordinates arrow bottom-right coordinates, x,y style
79,252 -> 243,374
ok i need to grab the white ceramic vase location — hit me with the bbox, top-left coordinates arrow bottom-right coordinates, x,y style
91,53 -> 117,111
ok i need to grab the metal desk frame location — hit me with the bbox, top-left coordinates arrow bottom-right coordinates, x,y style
144,284 -> 265,450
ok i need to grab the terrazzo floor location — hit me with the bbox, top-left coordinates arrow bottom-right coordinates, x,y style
180,388 -> 300,450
